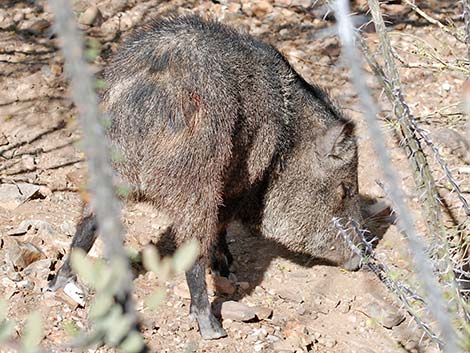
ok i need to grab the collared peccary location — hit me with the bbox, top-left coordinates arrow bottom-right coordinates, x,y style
50,15 -> 362,340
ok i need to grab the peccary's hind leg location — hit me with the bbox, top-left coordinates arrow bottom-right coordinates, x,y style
186,260 -> 227,339
210,229 -> 233,278
48,210 -> 98,290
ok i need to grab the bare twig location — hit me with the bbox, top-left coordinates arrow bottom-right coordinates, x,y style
403,0 -> 465,43
334,1 -> 460,351
463,0 -> 470,58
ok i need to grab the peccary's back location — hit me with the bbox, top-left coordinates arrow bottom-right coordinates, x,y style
102,16 -> 351,223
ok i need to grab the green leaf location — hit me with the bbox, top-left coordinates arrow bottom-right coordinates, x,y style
104,311 -> 133,346
62,321 -> 80,337
171,238 -> 200,273
0,320 -> 14,343
142,246 -> 161,273
120,331 -> 145,353
95,79 -> 108,90
89,292 -> 114,320
70,248 -> 96,288
21,311 -> 43,353
126,246 -> 141,264
0,301 -> 7,320
145,289 -> 166,310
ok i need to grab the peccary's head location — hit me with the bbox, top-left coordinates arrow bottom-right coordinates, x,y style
261,118 -> 362,270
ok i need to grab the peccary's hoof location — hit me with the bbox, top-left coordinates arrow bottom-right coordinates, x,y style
190,312 -> 227,340
47,269 -> 74,292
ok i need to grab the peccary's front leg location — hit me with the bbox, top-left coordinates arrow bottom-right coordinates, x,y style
186,260 -> 227,339
48,210 -> 98,290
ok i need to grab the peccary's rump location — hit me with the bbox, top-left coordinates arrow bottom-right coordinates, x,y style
103,15 -> 361,268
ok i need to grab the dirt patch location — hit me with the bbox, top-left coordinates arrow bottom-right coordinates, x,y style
0,1 -> 467,352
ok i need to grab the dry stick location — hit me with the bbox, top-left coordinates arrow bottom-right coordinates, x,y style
334,1 -> 459,352
358,41 -> 470,217
403,0 -> 465,43
464,0 -> 470,147
367,0 -> 444,243
365,0 -> 470,328
47,1 -> 146,352
333,219 -> 443,346
465,0 -> 470,59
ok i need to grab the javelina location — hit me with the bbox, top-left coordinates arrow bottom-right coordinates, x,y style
50,15 -> 362,340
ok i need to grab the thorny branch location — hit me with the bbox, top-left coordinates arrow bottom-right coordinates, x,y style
48,1 -> 147,352
334,1 -> 460,351
334,218 -> 444,347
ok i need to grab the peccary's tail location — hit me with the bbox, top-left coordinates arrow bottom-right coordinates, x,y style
48,204 -> 98,291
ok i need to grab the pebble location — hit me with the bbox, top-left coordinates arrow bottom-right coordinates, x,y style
272,340 -> 296,352
237,281 -> 250,290
0,183 -> 40,210
365,301 -> 406,329
254,306 -> 273,320
78,6 -> 103,27
27,19 -> 51,35
208,275 -> 236,295
318,335 -> 337,348
8,219 -> 55,237
251,1 -> 273,18
60,221 -> 76,236
6,239 -> 45,270
173,282 -> 190,299
220,301 -> 256,322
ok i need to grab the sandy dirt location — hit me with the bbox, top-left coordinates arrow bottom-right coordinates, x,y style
0,1 -> 468,352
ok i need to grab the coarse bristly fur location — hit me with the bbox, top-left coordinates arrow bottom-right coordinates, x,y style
50,15 -> 363,340
103,15 -> 361,265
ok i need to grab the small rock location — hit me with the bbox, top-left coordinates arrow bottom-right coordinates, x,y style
267,334 -> 281,343
0,132 -> 8,146
220,300 -> 256,322
364,301 -> 406,329
291,0 -> 313,8
78,6 -> 103,27
336,299 -> 351,314
208,275 -> 236,295
0,183 -> 40,210
275,288 -> 303,303
173,282 -> 190,299
254,306 -> 273,320
251,1 -> 273,18
16,279 -> 34,291
8,219 -> 55,237
6,240 -> 45,270
272,340 -> 296,352
23,258 -> 52,279
21,154 -> 35,170
237,281 -> 250,290
27,19 -> 51,35
283,320 -> 312,348
318,335 -> 337,348
38,186 -> 52,198
60,221 -> 76,236
13,12 -> 25,22
434,128 -> 470,164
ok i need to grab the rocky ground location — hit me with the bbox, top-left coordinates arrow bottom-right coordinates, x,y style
0,0 -> 469,352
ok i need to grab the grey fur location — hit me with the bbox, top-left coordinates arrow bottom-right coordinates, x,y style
102,15 -> 361,267
51,15 -> 363,340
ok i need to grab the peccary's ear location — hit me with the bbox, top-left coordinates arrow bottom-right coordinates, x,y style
317,120 -> 356,160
